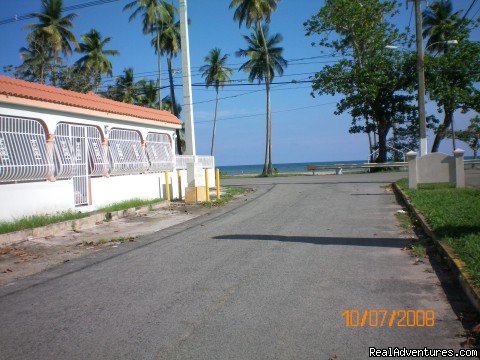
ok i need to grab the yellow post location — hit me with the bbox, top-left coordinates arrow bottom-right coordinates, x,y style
216,168 -> 220,200
164,171 -> 171,201
205,168 -> 210,202
177,170 -> 182,201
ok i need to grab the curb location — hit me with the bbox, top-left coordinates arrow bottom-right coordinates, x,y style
392,182 -> 480,314
0,202 -> 167,247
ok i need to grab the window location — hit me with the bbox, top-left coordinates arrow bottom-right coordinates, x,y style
108,129 -> 148,175
146,133 -> 174,172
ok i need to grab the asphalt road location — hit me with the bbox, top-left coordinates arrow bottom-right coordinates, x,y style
0,173 -> 471,360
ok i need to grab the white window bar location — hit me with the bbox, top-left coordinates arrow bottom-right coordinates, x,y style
146,133 -> 174,172
108,128 -> 148,175
86,126 -> 108,177
0,115 -> 52,182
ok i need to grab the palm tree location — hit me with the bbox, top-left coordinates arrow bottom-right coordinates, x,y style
16,41 -> 54,84
25,0 -> 78,63
75,29 -> 119,91
123,0 -> 173,109
137,78 -> 159,107
200,49 -> 233,156
237,26 -> 286,175
151,5 -> 184,154
107,68 -> 141,104
423,0 -> 460,54
229,0 -> 280,175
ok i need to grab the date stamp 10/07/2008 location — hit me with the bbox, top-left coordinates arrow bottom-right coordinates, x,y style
341,309 -> 435,327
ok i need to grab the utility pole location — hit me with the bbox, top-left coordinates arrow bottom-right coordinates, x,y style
413,0 -> 428,156
179,0 -> 196,156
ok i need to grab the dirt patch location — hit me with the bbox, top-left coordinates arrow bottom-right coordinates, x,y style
0,202 -> 211,286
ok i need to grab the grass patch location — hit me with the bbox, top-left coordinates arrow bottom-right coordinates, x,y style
411,243 -> 427,258
0,211 -> 88,235
201,187 -> 251,208
395,211 -> 413,231
99,198 -> 163,213
397,179 -> 480,285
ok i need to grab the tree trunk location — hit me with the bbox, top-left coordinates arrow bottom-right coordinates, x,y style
377,124 -> 388,163
474,148 -> 477,159
166,55 -> 182,155
210,89 -> 219,156
431,108 -> 454,153
258,23 -> 272,176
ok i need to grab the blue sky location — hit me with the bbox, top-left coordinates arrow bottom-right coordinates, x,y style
0,0 -> 479,166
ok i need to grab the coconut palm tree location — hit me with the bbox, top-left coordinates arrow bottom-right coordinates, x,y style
229,0 -> 280,175
137,78 -> 159,107
107,68 -> 142,104
123,0 -> 173,109
16,40 -> 54,84
423,0 -> 460,54
25,0 -> 78,63
75,29 -> 119,91
200,49 -> 233,156
237,26 -> 286,175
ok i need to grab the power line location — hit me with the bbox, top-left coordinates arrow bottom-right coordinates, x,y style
195,102 -> 338,124
0,0 -> 124,26
463,0 -> 479,20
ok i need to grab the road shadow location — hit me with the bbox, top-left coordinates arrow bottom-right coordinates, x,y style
213,234 -> 406,248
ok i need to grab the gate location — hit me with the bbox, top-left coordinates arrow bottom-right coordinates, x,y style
54,123 -> 107,207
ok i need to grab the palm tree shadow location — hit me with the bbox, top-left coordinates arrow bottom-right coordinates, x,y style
213,234 -> 407,248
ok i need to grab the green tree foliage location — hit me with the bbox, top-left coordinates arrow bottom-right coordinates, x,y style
25,0 -> 78,63
305,0 -> 417,162
200,48 -> 233,156
75,29 -> 119,90
106,68 -> 142,104
230,0 -> 282,176
50,65 -> 96,93
449,116 -> 480,159
422,1 -> 480,152
123,0 -> 173,108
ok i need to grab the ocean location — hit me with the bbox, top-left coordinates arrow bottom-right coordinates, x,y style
218,160 -> 365,175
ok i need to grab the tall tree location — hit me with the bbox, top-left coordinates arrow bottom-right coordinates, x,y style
25,0 -> 78,63
237,26 -> 287,173
106,68 -> 142,104
123,0 -> 173,109
305,0 -> 418,163
449,116 -> 480,159
200,48 -> 233,156
137,78 -> 159,107
13,40 -> 54,84
229,0 -> 281,175
75,29 -> 119,91
423,0 -> 460,54
151,5 -> 184,154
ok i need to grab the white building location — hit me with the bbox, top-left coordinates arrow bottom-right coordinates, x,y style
0,76 -> 214,221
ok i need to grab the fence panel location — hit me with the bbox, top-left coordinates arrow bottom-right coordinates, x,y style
0,116 -> 52,182
108,128 -> 148,175
146,133 -> 174,172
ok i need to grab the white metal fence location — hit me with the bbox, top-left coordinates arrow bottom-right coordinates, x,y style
146,133 -> 175,172
176,155 -> 214,169
0,116 -> 52,182
108,128 -> 149,176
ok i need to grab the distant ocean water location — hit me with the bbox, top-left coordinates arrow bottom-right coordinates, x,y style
218,161 -> 365,175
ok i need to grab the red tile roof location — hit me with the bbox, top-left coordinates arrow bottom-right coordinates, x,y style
0,76 -> 181,126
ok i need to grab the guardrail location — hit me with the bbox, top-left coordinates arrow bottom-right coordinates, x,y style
175,155 -> 214,170
307,162 -> 407,175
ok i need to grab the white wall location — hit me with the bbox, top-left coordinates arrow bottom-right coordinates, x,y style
0,180 -> 74,221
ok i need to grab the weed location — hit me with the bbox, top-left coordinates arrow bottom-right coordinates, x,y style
0,211 -> 88,235
99,198 -> 163,213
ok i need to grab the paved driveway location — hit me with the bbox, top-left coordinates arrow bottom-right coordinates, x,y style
0,173 -> 471,359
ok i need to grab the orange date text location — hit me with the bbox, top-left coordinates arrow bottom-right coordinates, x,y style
341,309 -> 435,327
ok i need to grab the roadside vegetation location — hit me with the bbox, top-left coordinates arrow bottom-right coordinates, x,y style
397,179 -> 480,285
99,198 -> 163,213
202,187 -> 251,208
0,211 -> 88,235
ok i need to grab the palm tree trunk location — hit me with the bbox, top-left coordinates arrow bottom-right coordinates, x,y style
258,22 -> 272,176
156,31 -> 162,109
431,108 -> 454,153
166,55 -> 182,155
210,89 -> 219,156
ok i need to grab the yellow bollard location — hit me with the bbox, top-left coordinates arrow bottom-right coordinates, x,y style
216,168 -> 220,200
164,171 -> 171,201
177,169 -> 182,201
205,168 -> 210,202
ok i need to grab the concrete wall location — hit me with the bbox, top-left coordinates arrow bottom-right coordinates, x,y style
0,180 -> 74,221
